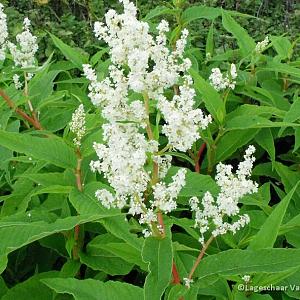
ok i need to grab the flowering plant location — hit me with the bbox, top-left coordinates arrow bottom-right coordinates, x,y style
0,1 -> 299,299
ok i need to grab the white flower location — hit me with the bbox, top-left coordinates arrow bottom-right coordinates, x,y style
183,277 -> 193,288
153,155 -> 172,179
242,275 -> 251,283
209,64 -> 237,91
92,122 -> 151,214
158,76 -> 211,151
190,146 -> 257,243
0,3 -> 8,61
255,36 -> 269,53
69,104 -> 86,147
95,189 -> 116,209
142,229 -> 152,238
8,17 -> 38,68
152,168 -> 187,213
84,0 -> 211,230
13,74 -> 23,90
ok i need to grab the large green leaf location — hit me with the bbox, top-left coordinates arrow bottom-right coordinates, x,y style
42,278 -> 143,300
275,162 -> 300,208
0,213 -> 119,274
255,128 -> 275,163
215,129 -> 259,162
79,234 -> 134,275
193,249 -> 300,281
84,233 -> 147,270
142,237 -> 173,300
248,182 -> 300,250
190,68 -> 225,123
279,96 -> 300,137
69,183 -> 143,251
222,11 -> 255,56
225,115 -> 299,130
1,272 -> 58,300
182,6 -> 252,24
143,6 -> 175,21
0,130 -> 76,169
182,6 -> 222,23
261,61 -> 300,78
50,33 -> 88,69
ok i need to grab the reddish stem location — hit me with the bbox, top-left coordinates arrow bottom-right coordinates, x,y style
195,143 -> 206,173
172,261 -> 181,284
73,225 -> 80,259
157,211 -> 166,238
0,89 -> 43,130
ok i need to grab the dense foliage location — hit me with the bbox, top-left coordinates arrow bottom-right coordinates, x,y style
0,0 -> 300,300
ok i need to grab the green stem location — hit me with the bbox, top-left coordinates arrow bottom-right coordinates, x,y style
187,236 -> 214,280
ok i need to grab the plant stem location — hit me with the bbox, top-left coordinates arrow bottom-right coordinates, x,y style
24,72 -> 40,128
75,148 -> 83,192
0,89 -> 43,130
195,143 -> 206,173
157,211 -> 166,238
187,235 -> 214,280
73,147 -> 83,259
207,144 -> 216,175
172,261 -> 181,284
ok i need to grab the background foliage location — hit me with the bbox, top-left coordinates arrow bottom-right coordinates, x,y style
1,0 -> 300,59
0,0 -> 300,299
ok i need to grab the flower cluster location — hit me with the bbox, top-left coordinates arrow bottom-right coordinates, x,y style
69,104 -> 86,147
7,17 -> 38,68
189,146 -> 257,244
93,1 -> 192,98
84,0 -> 211,233
209,63 -> 237,91
158,76 -> 212,152
0,4 -> 8,61
255,36 -> 269,53
13,74 -> 23,90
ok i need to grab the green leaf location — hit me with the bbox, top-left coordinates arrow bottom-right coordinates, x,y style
42,278 -> 143,300
85,234 -> 147,270
221,11 -> 255,56
248,182 -> 300,250
166,167 -> 218,201
18,172 -> 72,187
1,272 -> 58,300
206,22 -> 214,56
261,61 -> 300,78
142,237 -> 173,300
0,276 -> 8,298
189,68 -> 225,124
279,96 -> 300,137
49,33 -> 88,69
0,130 -> 76,169
225,115 -> 299,130
182,6 -> 221,23
295,127 -> 300,152
69,183 -> 143,251
143,6 -> 175,21
79,234 -> 133,275
0,213 -> 118,274
255,128 -> 275,163
164,151 -> 195,166
271,36 -> 293,60
193,249 -> 300,281
215,129 -> 259,162
275,162 -> 300,208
